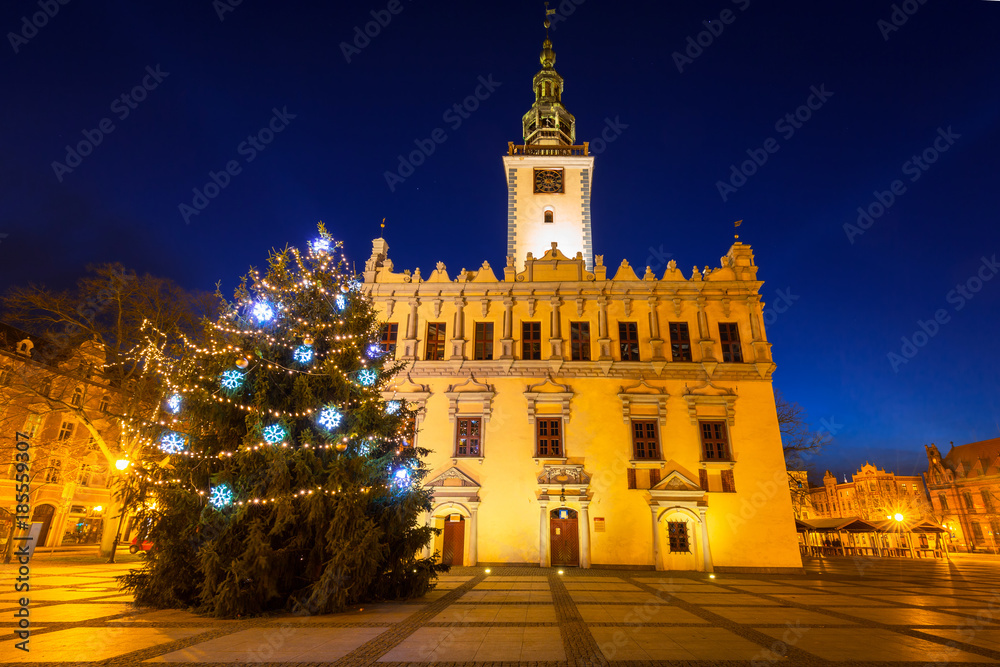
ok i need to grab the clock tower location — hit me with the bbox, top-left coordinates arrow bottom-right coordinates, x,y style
503,20 -> 595,270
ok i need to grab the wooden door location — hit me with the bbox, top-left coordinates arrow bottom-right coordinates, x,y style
442,517 -> 465,566
32,504 -> 55,547
550,508 -> 579,567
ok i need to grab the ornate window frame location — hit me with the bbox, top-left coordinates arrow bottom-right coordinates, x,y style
524,376 -> 573,463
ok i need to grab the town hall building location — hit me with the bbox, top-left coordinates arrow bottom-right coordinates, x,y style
362,25 -> 802,572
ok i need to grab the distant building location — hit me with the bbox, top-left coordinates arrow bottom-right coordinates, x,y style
925,441 -> 1000,552
0,325 -> 124,549
807,463 -> 929,522
788,470 -> 812,520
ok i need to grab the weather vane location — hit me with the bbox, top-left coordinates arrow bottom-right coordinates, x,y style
544,2 -> 556,35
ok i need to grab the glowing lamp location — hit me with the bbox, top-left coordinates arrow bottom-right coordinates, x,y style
115,459 -> 129,471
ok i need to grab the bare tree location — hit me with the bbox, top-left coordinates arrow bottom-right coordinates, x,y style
775,391 -> 833,517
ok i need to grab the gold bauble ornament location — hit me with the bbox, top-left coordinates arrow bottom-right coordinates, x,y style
235,357 -> 249,369
340,284 -> 350,293
335,442 -> 348,452
303,336 -> 314,346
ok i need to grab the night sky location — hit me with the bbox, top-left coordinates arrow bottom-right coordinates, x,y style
3,0 -> 998,481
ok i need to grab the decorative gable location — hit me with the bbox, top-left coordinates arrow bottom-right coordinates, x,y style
681,379 -> 737,426
515,243 -> 595,283
524,375 -> 573,425
618,379 -> 669,427
445,375 -> 495,423
649,469 -> 707,503
426,466 -> 481,488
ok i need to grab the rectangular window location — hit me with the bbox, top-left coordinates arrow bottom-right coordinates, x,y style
379,323 -> 398,356
669,322 -> 692,362
649,469 -> 661,487
699,469 -> 709,491
77,463 -> 92,486
938,493 -> 949,512
425,323 -> 446,361
619,322 -> 640,361
626,468 -> 637,490
982,489 -> 994,512
473,322 -> 494,361
455,417 -> 482,457
668,522 -> 690,553
718,323 -> 743,363
99,395 -> 110,413
569,322 -> 591,361
23,414 -> 42,438
45,459 -> 62,483
721,469 -> 736,493
963,491 -> 975,510
631,420 -> 660,460
700,421 -> 731,461
522,322 -> 541,360
57,421 -> 75,442
536,418 -> 563,457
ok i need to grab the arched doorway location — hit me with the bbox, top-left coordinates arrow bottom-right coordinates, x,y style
442,515 -> 465,566
550,507 -> 579,567
656,506 -> 709,572
31,504 -> 55,547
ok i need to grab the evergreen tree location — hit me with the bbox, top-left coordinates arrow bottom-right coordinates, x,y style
120,227 -> 445,617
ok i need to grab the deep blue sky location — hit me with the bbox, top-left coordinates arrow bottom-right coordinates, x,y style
2,0 -> 998,481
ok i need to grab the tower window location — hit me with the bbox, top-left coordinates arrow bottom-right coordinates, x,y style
544,210 -> 554,224
719,323 -> 743,363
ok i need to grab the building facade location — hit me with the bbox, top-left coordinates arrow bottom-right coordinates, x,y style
806,464 -> 929,522
0,326 -> 122,549
925,440 -> 1000,552
361,32 -> 802,572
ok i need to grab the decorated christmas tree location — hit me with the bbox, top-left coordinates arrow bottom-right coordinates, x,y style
120,226 -> 444,617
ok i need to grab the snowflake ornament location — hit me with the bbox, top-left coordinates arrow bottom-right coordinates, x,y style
293,345 -> 314,364
392,468 -> 411,489
252,301 -> 275,323
159,431 -> 187,454
366,343 -> 383,359
262,424 -> 287,444
220,370 -> 245,391
357,368 -> 377,387
311,237 -> 331,254
334,294 -> 348,312
385,400 -> 401,415
165,393 -> 182,414
317,405 -> 343,430
209,483 -> 234,508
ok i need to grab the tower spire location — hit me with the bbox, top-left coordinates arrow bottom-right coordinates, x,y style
521,4 -> 576,146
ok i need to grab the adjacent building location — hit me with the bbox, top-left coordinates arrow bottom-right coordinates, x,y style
361,29 -> 802,572
807,464 -> 930,522
925,440 -> 1000,552
0,325 -> 123,549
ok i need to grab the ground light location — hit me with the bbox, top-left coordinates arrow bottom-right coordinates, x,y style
484,568 -> 491,574
709,574 -> 716,579
558,570 -> 564,575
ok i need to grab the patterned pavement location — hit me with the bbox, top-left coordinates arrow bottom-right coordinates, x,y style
2,554 -> 1000,665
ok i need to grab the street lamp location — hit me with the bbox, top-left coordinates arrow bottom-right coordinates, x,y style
106,459 -> 131,564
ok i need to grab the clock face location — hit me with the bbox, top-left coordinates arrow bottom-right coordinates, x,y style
534,169 -> 564,194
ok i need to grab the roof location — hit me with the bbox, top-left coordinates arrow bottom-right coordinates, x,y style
797,517 -> 881,532
944,438 -> 1000,476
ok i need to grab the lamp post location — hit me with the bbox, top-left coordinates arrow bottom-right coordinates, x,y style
105,459 -> 130,564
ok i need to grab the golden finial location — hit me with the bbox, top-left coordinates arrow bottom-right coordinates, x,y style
380,217 -> 386,238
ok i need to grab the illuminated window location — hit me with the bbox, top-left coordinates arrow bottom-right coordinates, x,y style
536,419 -> 562,457
619,322 -> 640,361
379,323 -> 398,356
569,322 -> 591,361
473,323 -> 494,361
669,322 -> 692,362
522,322 -> 541,360
667,522 -> 690,553
22,414 -> 42,438
700,421 -> 731,461
719,323 -> 743,363
425,323 -> 446,361
455,417 -> 482,457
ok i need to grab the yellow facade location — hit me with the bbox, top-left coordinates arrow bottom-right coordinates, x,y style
360,31 -> 802,572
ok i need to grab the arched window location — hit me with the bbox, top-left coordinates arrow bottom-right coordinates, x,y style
544,210 -> 554,224
938,493 -> 949,512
